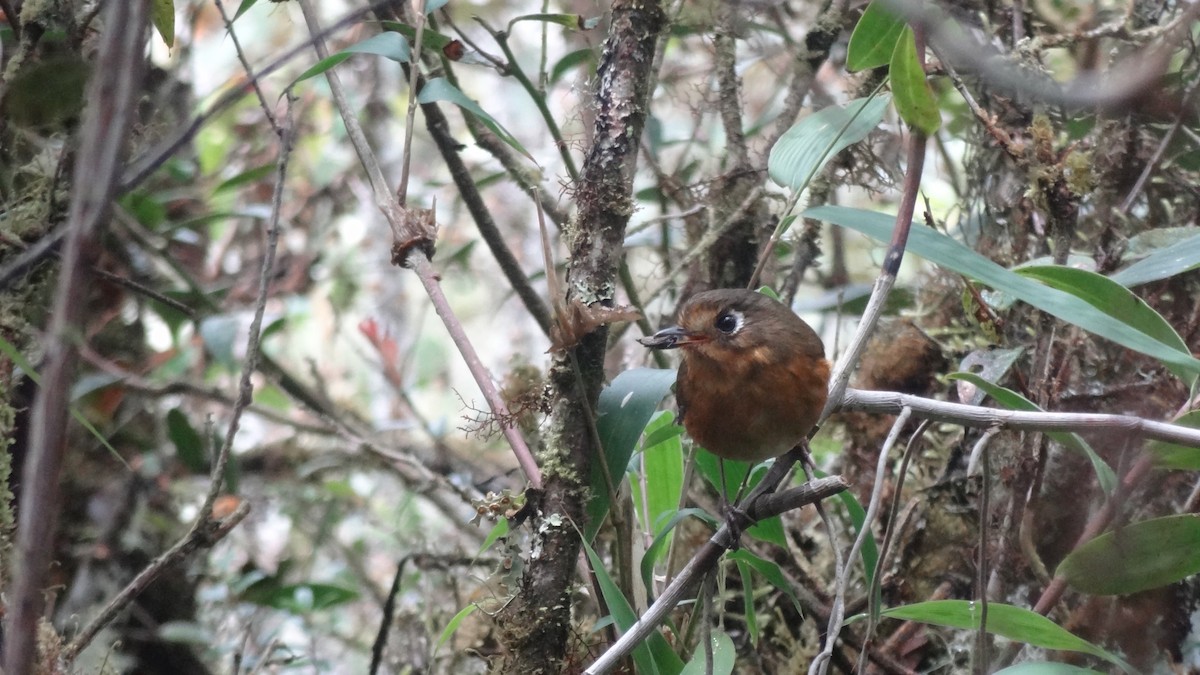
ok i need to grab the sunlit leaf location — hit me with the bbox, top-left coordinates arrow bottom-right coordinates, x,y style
417,77 -> 536,163
882,600 -> 1133,672
847,0 -> 905,72
889,26 -> 940,134
589,368 -> 677,542
768,95 -> 890,191
641,411 -> 684,535
806,205 -> 1200,381
152,0 -> 175,48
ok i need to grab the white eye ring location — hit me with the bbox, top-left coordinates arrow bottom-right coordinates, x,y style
714,309 -> 744,335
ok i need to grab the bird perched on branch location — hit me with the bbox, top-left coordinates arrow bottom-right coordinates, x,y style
639,289 -> 830,500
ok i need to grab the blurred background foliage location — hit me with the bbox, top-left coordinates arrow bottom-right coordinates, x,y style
2,0 -> 1200,672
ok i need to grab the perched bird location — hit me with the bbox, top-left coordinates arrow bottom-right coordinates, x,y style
639,289 -> 830,464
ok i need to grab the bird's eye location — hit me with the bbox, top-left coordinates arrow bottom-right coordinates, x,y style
714,310 -> 742,335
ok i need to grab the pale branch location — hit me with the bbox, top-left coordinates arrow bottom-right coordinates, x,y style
840,388 -> 1200,447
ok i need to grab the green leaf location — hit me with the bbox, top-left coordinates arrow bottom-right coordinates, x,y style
1148,410 -> 1200,469
246,582 -> 359,614
1017,265 -> 1194,386
834,484 -> 881,615
580,530 -> 683,675
680,630 -> 735,675
232,0 -> 258,21
508,13 -> 601,31
693,453 -> 786,547
805,205 -> 1200,381
378,22 -> 454,50
727,549 -> 806,617
889,26 -> 941,134
768,95 -> 890,191
417,78 -> 536,163
640,508 -> 715,596
213,164 -> 275,195
589,368 -> 677,542
291,33 -> 412,87
944,372 -> 1116,493
550,47 -> 597,84
847,0 -> 906,72
735,558 -> 759,646
641,412 -> 684,536
435,603 -> 479,653
477,518 -> 510,556
1056,514 -> 1200,596
167,408 -> 207,473
1111,228 -> 1200,287
881,600 -> 1133,672
152,0 -> 175,48
994,664 -> 1104,675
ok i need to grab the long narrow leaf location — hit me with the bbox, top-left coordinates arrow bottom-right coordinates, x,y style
1056,514 -> 1200,596
417,78 -> 536,162
806,205 -> 1200,380
768,96 -> 890,191
882,600 -> 1133,672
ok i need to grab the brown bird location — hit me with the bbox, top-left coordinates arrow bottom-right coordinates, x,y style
638,289 -> 830,464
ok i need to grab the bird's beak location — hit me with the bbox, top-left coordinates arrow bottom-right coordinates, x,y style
638,325 -> 705,349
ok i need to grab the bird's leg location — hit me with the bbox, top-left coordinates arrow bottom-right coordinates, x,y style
719,459 -> 755,549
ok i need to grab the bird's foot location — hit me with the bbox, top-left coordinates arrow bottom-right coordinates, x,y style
721,501 -> 755,550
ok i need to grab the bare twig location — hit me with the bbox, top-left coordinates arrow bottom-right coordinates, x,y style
64,88 -> 296,668
1118,56 -> 1200,214
212,0 -> 278,128
971,427 -> 1000,675
296,0 -> 540,487
3,3 -> 148,672
62,502 -> 252,663
811,409 -> 913,675
840,388 -> 1200,447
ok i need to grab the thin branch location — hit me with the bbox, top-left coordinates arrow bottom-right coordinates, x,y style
297,0 -> 540,487
62,502 -> 252,663
811,409 -> 913,675
880,0 -> 1200,110
212,0 -> 278,128
821,126 -> 927,422
972,427 -> 1000,675
3,3 -> 148,672
839,388 -> 1200,447
64,88 -> 296,668
1118,55 -> 1200,214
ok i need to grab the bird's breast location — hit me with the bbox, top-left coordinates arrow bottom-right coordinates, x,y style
678,351 -> 829,462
